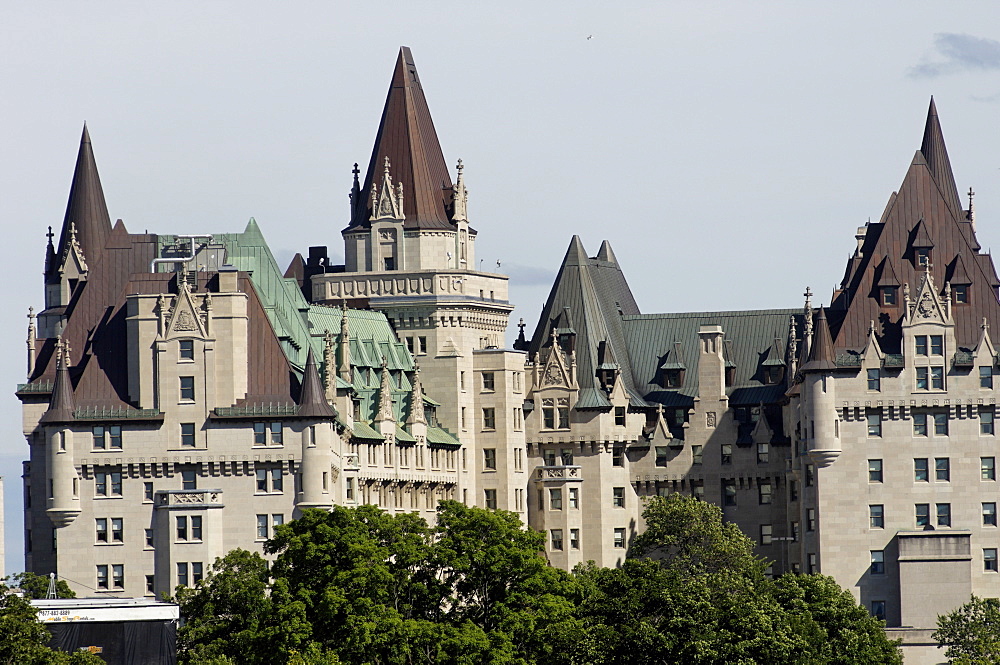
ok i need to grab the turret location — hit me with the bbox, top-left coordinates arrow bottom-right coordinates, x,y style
296,349 -> 337,511
39,339 -> 81,527
801,308 -> 840,467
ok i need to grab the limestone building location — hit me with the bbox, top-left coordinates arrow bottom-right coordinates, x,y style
15,47 -> 998,661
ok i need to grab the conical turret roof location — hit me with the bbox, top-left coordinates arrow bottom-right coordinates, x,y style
920,98 -> 963,216
346,47 -> 454,231
802,309 -> 837,372
297,349 -> 336,419
40,344 -> 76,424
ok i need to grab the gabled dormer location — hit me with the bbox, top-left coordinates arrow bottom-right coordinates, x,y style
659,341 -> 686,388
902,270 -> 956,392
945,252 -> 973,305
908,219 -> 935,270
761,337 -> 785,385
874,257 -> 901,308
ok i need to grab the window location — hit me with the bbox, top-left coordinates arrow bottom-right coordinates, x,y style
693,481 -> 705,500
549,488 -> 563,510
805,464 -> 815,487
569,487 -> 579,509
869,459 -> 883,483
482,408 -> 496,431
256,469 -> 267,492
759,482 -> 772,505
542,401 -> 555,429
983,457 -> 996,481
931,366 -> 944,390
612,446 -> 624,467
881,287 -> 896,306
383,256 -> 395,271
917,367 -> 944,390
867,368 -> 881,391
179,339 -> 194,360
176,516 -> 188,541
916,503 -> 930,528
483,448 -> 497,470
92,426 -> 123,450
937,503 -> 952,527
791,521 -> 800,542
982,410 -> 995,435
691,445 -> 703,465
482,372 -> 495,391
256,514 -> 268,540
177,562 -> 189,588
665,369 -> 683,387
789,481 -> 799,502
613,528 -> 626,548
96,518 -> 108,543
570,528 -> 580,550
192,562 -> 204,585
867,413 -> 882,437
95,471 -> 122,497
984,503 -> 997,527
981,366 -> 995,389
272,468 -> 283,492
346,477 -> 355,501
954,284 -> 970,304
721,443 -> 733,465
418,337 -> 427,355
808,553 -> 818,574
931,335 -> 943,355
614,406 -> 626,426
550,529 -> 564,551
916,335 -> 928,356
914,458 -> 929,482
144,482 -> 154,502
723,482 -> 736,506
871,601 -> 886,621
145,529 -> 154,548
757,443 -> 769,465
146,575 -> 155,595
108,426 -> 121,449
484,489 -> 497,510
987,549 -> 999,572
182,470 -> 196,490
558,405 -> 570,429
870,505 -> 884,529
870,550 -> 885,575
253,422 -> 282,446
110,517 -> 122,543
112,564 -> 124,589
97,565 -> 109,590
180,376 -> 195,401
760,524 -> 772,545
913,413 -> 928,437
180,423 -> 196,447
191,515 -> 202,540
656,446 -> 669,467
935,458 -> 951,482
560,448 -> 574,465
807,508 -> 817,531
934,413 -> 949,436
612,487 -> 625,508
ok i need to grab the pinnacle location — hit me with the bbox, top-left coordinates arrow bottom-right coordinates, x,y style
52,123 -> 112,275
596,240 -> 619,264
919,97 -> 963,216
564,235 -> 589,267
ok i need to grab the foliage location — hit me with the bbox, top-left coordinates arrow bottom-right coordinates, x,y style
934,595 -> 1000,664
8,573 -> 76,600
0,582 -> 104,664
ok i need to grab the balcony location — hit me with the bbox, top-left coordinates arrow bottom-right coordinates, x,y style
155,489 -> 223,508
536,465 -> 583,482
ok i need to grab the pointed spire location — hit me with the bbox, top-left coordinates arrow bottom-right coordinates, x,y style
920,97 -> 963,215
787,316 -> 798,377
376,358 -> 395,422
51,124 -> 112,277
564,235 -> 589,267
323,329 -> 337,400
297,349 -> 336,418
452,158 -> 468,222
338,304 -> 351,381
407,364 -> 427,425
802,308 -> 836,372
40,338 -> 76,424
596,240 -> 619,264
349,47 -> 453,230
44,226 -> 57,278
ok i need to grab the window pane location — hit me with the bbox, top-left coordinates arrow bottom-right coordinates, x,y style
983,457 -> 997,481
869,459 -> 883,483
914,458 -> 928,482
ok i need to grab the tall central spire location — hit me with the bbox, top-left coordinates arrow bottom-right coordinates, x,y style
919,97 -> 963,217
347,47 -> 454,231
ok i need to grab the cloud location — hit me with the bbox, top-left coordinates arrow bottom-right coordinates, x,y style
502,262 -> 556,286
910,33 -> 1000,78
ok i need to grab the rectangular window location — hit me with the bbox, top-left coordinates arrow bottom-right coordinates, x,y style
180,376 -> 195,401
987,549 -> 999,572
483,448 -> 497,470
808,553 -> 818,574
935,458 -> 951,482
482,408 -> 496,431
145,528 -> 154,548
870,550 -> 885,575
870,505 -> 884,529
569,487 -> 579,509
613,528 -> 626,548
482,372 -> 495,391
93,426 -> 106,450
807,508 -> 817,531
271,468 -> 283,492
612,487 -> 625,508
984,457 -> 997,481
760,524 -> 772,546
176,516 -> 188,541
484,489 -> 497,510
191,515 -> 202,540
550,529 -> 564,551
916,335 -> 928,356
177,562 -> 189,588
869,459 -> 883,483
871,601 -> 886,621
692,445 -> 703,465
558,406 -> 570,429
182,470 -> 196,490
937,503 -> 952,527
913,413 -> 928,436
179,339 -> 194,360
789,481 -> 799,502
418,337 -> 427,355
108,426 -> 122,449
180,423 -> 196,447
256,469 -> 267,493
192,562 -> 204,585
345,477 -> 355,501
612,446 -> 624,467
916,367 -> 929,390
614,406 -> 626,426
256,514 -> 268,539
982,410 -> 995,435
759,482 -> 772,505
270,422 -> 282,445
867,368 -> 881,391
111,564 -> 124,589
984,503 -> 997,527
549,488 -> 563,510
867,412 -> 882,437
96,518 -> 108,543
96,473 -> 107,496
931,366 -> 944,390
757,443 -> 769,465
805,464 -> 815,487
882,287 -> 896,305
570,528 -> 580,550
111,517 -> 122,543
146,575 -> 155,595
931,335 -> 943,355
791,521 -> 800,542
656,446 -> 669,467
560,448 -> 574,465
253,422 -> 267,446
914,458 -> 929,482
721,443 -> 733,465
982,366 -> 995,389
543,405 -> 555,429
916,503 -> 930,528
954,284 -> 969,303
96,565 -> 109,590
934,413 -> 949,436
723,482 -> 736,506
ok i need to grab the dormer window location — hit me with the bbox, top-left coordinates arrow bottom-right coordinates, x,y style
881,287 -> 897,306
916,248 -> 931,267
763,367 -> 784,385
725,366 -> 736,387
953,284 -> 969,304
665,369 -> 684,388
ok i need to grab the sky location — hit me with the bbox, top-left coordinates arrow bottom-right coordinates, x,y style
3,1 -> 1000,574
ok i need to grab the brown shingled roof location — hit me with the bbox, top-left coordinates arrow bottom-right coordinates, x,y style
296,348 -> 336,419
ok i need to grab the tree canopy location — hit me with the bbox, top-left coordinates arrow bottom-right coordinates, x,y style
934,595 -> 1000,664
176,496 -> 901,665
0,579 -> 103,665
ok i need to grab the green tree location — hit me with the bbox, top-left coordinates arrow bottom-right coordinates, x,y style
8,573 -> 75,600
934,595 -> 1000,664
0,582 -> 104,664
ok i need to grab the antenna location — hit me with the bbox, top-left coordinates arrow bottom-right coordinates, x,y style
47,572 -> 57,599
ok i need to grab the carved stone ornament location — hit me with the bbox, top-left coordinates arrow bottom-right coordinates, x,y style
330,465 -> 341,482
174,309 -> 198,331
543,363 -> 563,386
706,411 -> 717,428
917,292 -> 937,319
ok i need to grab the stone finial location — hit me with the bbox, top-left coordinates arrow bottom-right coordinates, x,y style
408,364 -> 427,425
968,186 -> 976,227
376,357 -> 394,423
26,307 -> 36,378
452,158 -> 469,223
